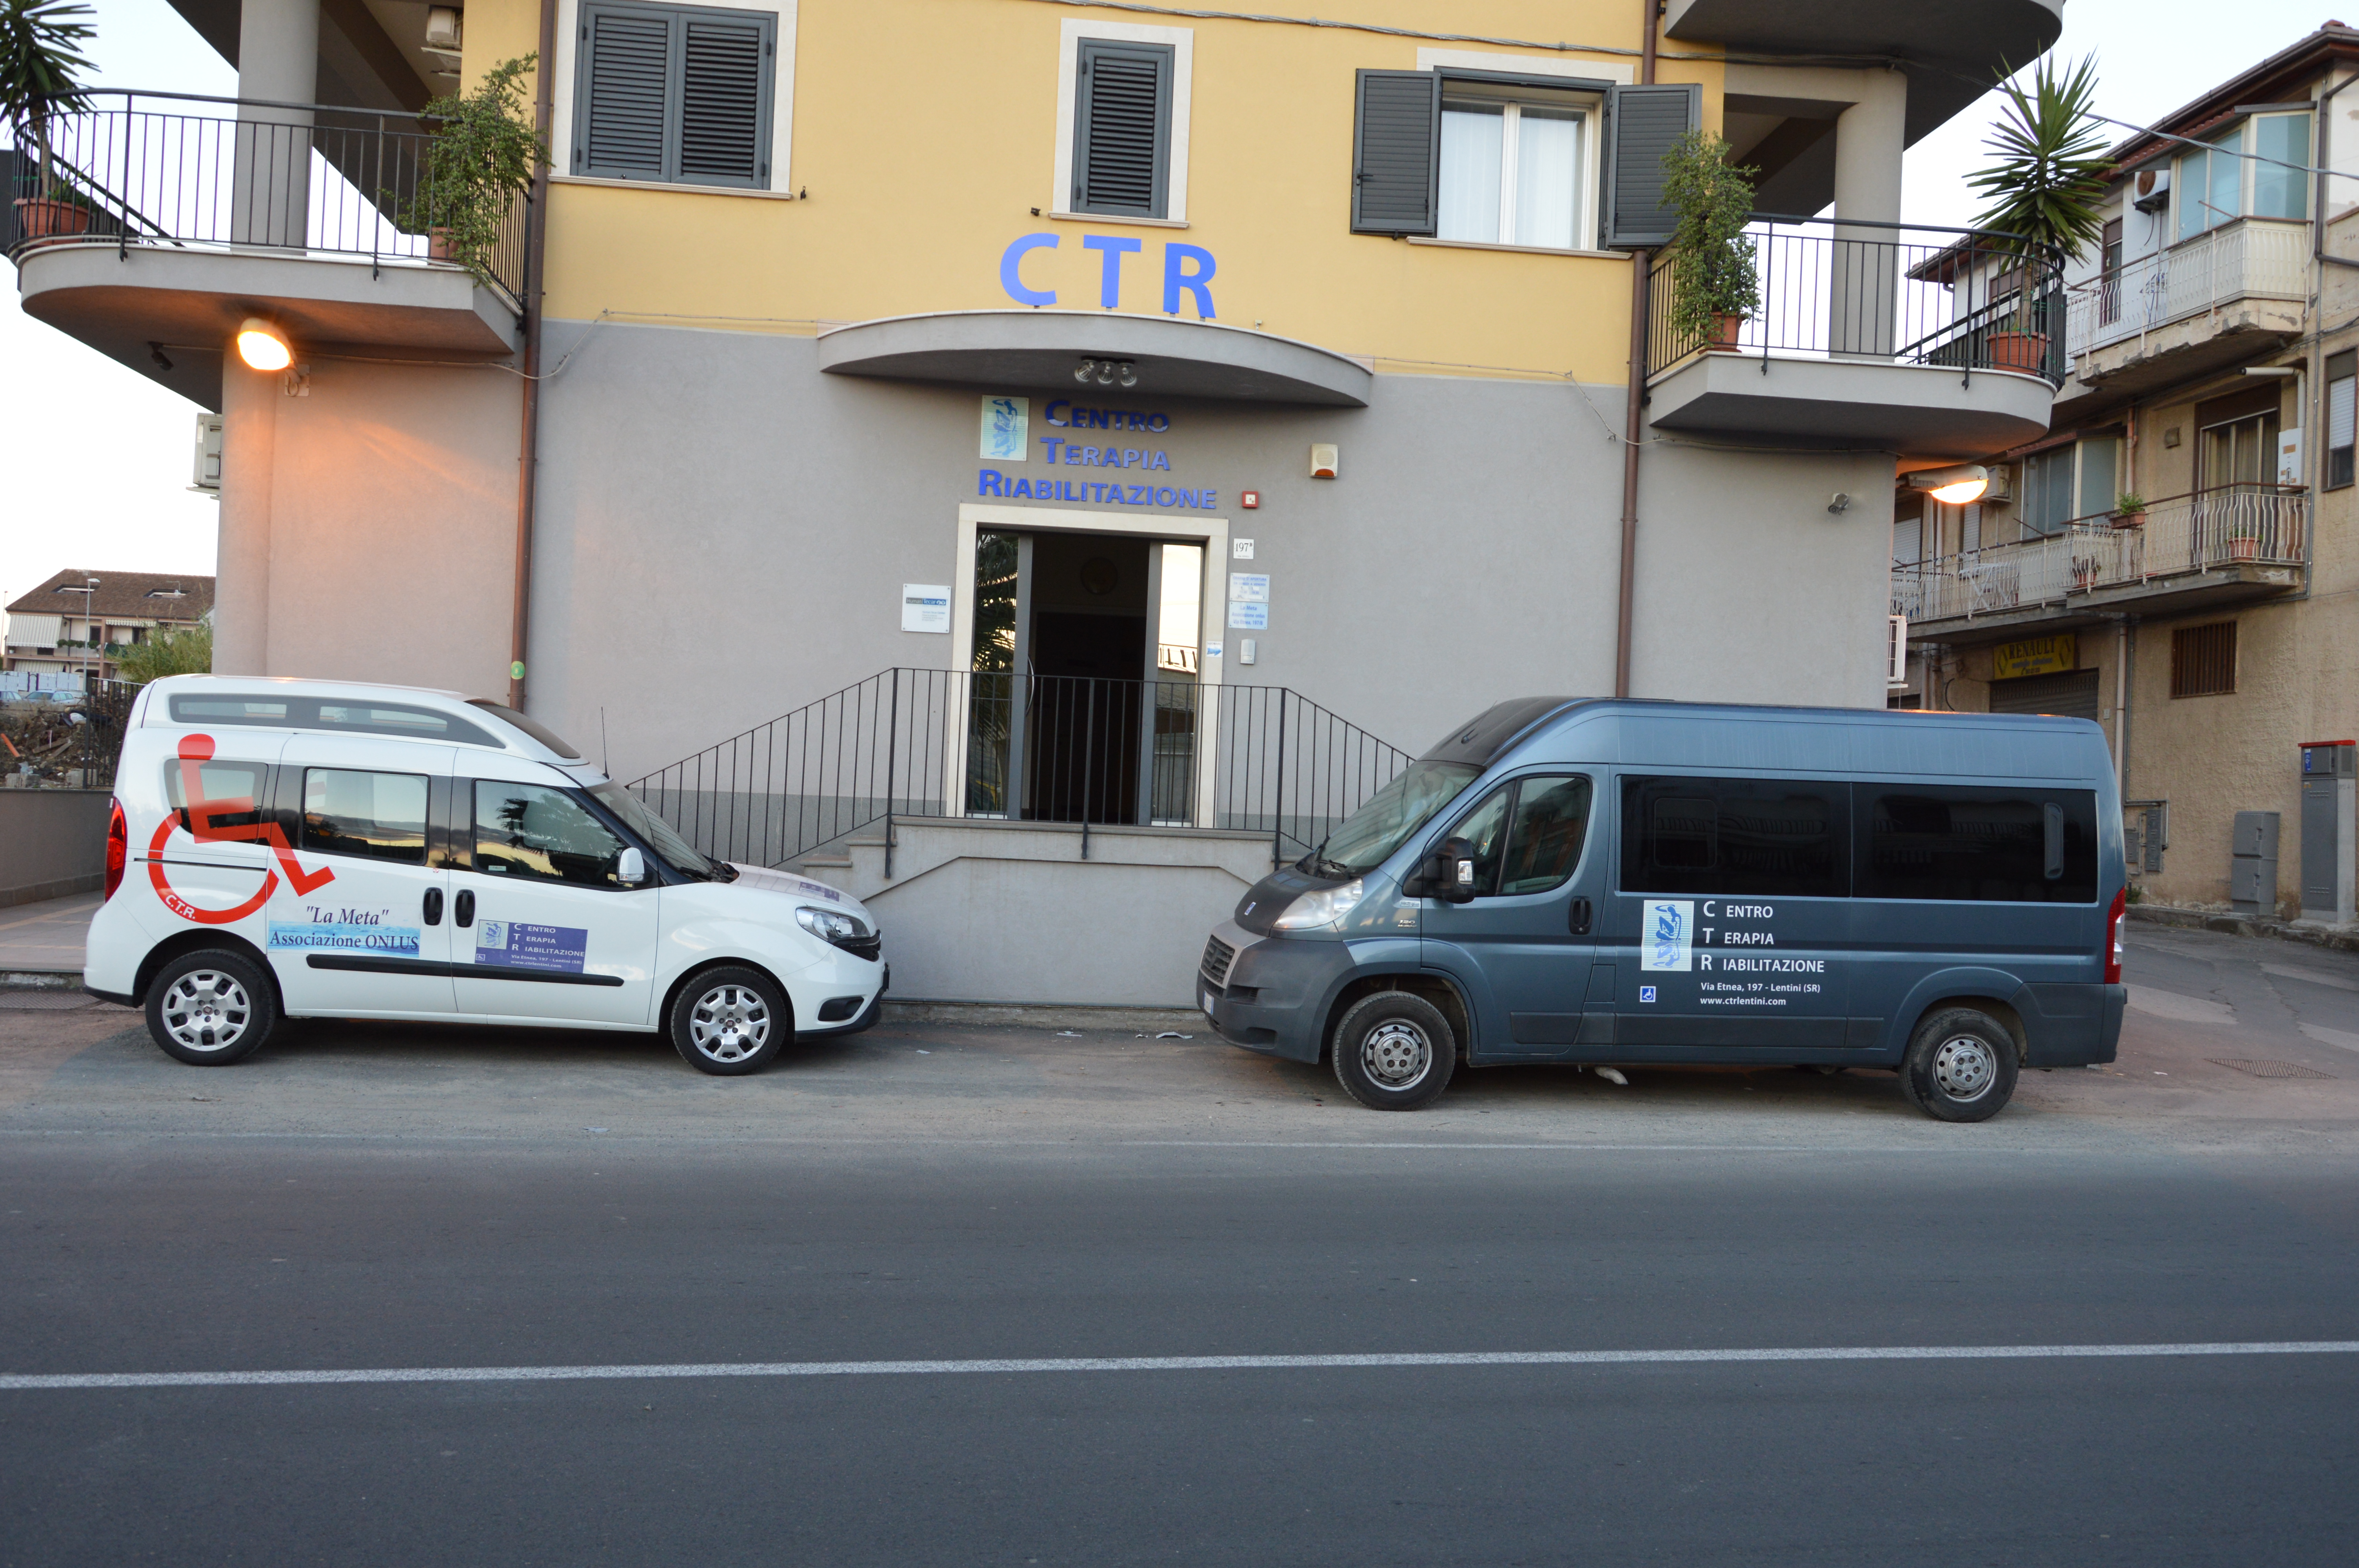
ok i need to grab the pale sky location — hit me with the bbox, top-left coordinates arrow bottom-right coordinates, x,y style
0,0 -> 2345,621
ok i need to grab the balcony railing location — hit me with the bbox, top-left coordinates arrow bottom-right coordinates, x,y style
1892,486 -> 2309,624
1648,218 -> 2066,384
2064,217 -> 2309,359
3,89 -> 527,310
626,668 -> 1414,874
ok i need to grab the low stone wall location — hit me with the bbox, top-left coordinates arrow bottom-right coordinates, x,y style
0,789 -> 110,907
2127,902 -> 2359,955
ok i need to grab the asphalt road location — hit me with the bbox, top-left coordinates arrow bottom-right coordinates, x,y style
2,921 -> 2357,1565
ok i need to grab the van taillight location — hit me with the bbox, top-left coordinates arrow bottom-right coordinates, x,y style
103,799 -> 127,902
2103,886 -> 2126,985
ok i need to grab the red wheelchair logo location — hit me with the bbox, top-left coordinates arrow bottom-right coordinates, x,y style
148,734 -> 335,925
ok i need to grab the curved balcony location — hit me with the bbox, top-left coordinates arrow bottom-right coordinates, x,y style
1645,220 -> 2061,459
5,91 -> 525,409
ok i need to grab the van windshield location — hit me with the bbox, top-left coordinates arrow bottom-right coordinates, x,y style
589,782 -> 731,880
1308,759 -> 1482,878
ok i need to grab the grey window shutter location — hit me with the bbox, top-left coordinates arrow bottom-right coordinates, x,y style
577,6 -> 670,179
1073,39 -> 1172,218
574,2 -> 776,190
1603,83 -> 1701,248
1350,70 -> 1440,236
679,15 -> 772,187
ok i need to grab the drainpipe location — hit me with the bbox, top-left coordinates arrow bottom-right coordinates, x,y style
510,0 -> 559,711
1613,0 -> 1658,699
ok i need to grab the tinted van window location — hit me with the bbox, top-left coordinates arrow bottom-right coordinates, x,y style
167,693 -> 498,747
473,782 -> 626,886
162,758 -> 269,835
1620,776 -> 1848,898
1859,786 -> 2098,903
1499,775 -> 1591,895
301,768 -> 428,864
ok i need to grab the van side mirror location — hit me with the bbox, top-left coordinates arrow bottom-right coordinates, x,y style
1406,837 -> 1479,904
617,846 -> 648,886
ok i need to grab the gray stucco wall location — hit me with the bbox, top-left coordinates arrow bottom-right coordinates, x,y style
525,319 -> 1899,784
0,789 -> 111,906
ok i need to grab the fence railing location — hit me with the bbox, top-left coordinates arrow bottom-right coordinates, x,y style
1892,487 -> 2309,624
2064,216 -> 2310,358
4,89 -> 527,309
625,668 -> 1414,873
1,679 -> 142,790
1648,218 -> 2066,385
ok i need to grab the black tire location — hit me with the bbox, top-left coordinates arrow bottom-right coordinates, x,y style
1899,1007 -> 2018,1123
145,948 -> 278,1066
1330,992 -> 1456,1111
669,965 -> 788,1076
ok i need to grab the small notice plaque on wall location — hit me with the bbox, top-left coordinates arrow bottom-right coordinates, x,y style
902,585 -> 951,634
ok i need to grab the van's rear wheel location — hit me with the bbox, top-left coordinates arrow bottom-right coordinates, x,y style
670,966 -> 787,1076
1330,992 -> 1455,1111
1900,1007 -> 2018,1122
146,949 -> 277,1065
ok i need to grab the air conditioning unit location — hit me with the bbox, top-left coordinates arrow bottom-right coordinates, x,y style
189,412 -> 222,494
1887,614 -> 1910,688
1980,463 -> 2014,503
2133,167 -> 2171,213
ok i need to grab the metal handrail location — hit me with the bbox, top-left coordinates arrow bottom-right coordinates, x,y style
624,668 -> 1414,874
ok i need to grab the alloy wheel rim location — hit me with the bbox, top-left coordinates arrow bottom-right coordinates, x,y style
690,984 -> 771,1062
161,971 -> 252,1053
1360,1019 -> 1432,1089
1931,1035 -> 1997,1101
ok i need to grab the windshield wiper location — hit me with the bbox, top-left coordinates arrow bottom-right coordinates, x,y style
1305,855 -> 1356,880
706,859 -> 740,882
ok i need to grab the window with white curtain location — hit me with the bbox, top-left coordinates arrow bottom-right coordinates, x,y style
1437,84 -> 1594,250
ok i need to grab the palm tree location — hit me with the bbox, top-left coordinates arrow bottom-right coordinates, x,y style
1968,53 -> 2110,261
0,0 -> 96,209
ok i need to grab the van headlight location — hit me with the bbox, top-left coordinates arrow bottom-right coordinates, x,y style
796,906 -> 871,947
1272,878 -> 1365,933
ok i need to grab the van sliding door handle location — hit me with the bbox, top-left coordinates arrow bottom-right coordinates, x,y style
454,889 -> 474,927
423,888 -> 443,926
1568,896 -> 1592,936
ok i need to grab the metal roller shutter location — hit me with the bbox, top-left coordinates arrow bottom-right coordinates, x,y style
1987,670 -> 2101,720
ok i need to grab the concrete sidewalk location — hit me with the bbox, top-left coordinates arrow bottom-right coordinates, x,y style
0,891 -> 93,984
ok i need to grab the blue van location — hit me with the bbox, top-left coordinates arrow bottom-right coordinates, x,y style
1197,699 -> 2127,1121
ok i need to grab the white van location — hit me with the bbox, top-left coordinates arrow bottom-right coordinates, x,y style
84,676 -> 887,1074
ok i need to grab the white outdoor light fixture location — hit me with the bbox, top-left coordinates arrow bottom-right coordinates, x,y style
235,318 -> 293,372
1906,463 -> 1990,506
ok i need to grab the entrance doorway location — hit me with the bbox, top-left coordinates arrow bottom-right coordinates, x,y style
964,528 -> 1205,826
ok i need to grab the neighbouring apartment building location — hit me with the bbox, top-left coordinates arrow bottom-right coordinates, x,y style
9,0 -> 2071,1004
1893,25 -> 2359,918
2,570 -> 216,684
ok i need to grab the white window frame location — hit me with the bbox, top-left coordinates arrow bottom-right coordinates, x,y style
1052,18 -> 1194,225
550,0 -> 799,198
1410,48 -> 1627,258
2175,110 -> 2314,240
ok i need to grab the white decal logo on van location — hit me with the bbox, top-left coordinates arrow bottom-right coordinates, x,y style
1641,900 -> 1694,972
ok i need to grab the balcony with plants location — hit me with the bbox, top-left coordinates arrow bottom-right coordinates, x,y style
1892,484 -> 2309,639
3,13 -> 544,407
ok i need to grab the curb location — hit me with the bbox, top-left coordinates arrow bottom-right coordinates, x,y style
882,999 -> 1210,1033
2128,903 -> 2359,955
0,971 -> 78,991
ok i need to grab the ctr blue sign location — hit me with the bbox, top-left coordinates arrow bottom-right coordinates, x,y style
1000,233 -> 1218,318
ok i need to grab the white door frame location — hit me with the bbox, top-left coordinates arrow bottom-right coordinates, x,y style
949,502 -> 1230,829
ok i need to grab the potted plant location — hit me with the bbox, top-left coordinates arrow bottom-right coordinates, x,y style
1967,54 -> 2108,376
392,55 -> 547,290
1,0 -> 97,244
2112,491 -> 2148,528
2228,524 -> 2259,561
1659,129 -> 1760,353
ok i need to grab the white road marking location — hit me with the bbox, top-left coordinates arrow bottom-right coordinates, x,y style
2298,1022 -> 2359,1054
5,1342 -> 2357,1392
2267,963 -> 2359,994
2126,985 -> 2238,1025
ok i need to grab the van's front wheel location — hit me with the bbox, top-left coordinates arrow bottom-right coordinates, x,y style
1330,992 -> 1455,1111
670,967 -> 787,1076
1900,1007 -> 2018,1122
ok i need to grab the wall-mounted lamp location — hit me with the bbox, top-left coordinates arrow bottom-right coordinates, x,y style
1905,463 -> 1990,506
235,317 -> 293,372
1074,357 -> 1137,388
1827,492 -> 1853,514
148,341 -> 174,373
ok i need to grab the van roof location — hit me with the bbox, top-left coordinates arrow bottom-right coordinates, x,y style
134,674 -> 587,764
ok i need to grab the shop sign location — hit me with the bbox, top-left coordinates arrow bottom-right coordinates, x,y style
977,470 -> 1219,510
1991,634 -> 2077,680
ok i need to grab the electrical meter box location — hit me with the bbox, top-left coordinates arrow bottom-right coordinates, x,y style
2231,811 -> 2279,915
2300,740 -> 2357,925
